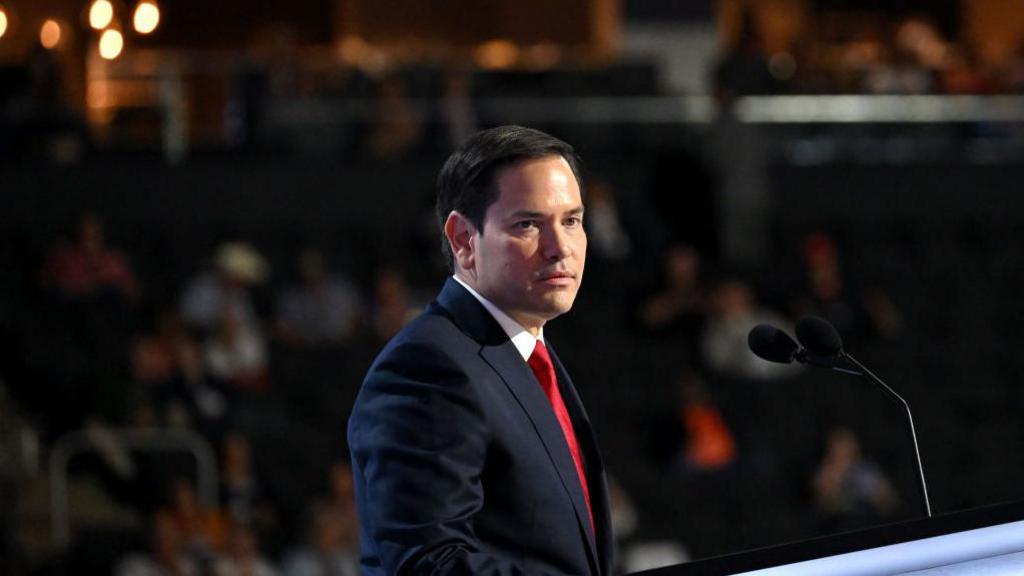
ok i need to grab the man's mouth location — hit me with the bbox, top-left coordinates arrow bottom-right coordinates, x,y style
537,271 -> 575,283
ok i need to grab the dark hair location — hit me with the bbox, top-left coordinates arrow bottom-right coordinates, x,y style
436,125 -> 584,271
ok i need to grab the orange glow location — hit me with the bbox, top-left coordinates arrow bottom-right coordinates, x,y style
88,0 -> 113,30
99,28 -> 123,59
0,6 -> 8,40
133,1 -> 159,34
475,39 -> 518,70
338,36 -> 370,65
522,42 -> 561,70
87,81 -> 109,108
40,19 -> 61,49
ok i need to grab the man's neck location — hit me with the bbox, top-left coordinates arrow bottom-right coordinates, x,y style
452,273 -> 544,339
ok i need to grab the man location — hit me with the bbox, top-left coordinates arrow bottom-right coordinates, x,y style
348,126 -> 612,575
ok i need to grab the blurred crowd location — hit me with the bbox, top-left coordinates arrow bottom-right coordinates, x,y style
0,4 -> 1021,574
716,12 -> 1024,97
0,153 -> 915,573
8,212 -> 385,576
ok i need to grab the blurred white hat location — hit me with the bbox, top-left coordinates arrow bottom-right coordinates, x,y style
214,242 -> 269,284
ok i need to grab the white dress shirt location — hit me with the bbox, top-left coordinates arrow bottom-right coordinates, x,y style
452,275 -> 542,362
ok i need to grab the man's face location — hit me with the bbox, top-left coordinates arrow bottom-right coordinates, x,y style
461,155 -> 586,333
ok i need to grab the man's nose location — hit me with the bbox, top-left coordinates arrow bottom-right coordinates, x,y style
541,224 -> 573,260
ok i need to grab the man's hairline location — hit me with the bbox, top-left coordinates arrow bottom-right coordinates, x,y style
463,152 -> 582,233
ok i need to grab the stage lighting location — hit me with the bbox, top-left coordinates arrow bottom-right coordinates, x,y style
41,19 -> 62,49
0,6 -> 8,40
475,39 -> 518,70
99,28 -> 123,59
88,0 -> 114,30
133,1 -> 159,34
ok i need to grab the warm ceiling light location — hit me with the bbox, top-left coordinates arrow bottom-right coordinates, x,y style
88,0 -> 113,30
40,19 -> 61,49
133,1 -> 159,34
99,28 -> 123,59
0,6 -> 8,40
475,39 -> 518,70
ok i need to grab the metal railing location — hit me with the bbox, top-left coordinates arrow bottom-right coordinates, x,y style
48,428 -> 219,547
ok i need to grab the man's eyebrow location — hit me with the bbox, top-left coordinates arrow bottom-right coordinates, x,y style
508,210 -> 545,219
507,206 -> 585,219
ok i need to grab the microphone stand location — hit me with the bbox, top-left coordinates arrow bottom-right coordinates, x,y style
840,352 -> 932,518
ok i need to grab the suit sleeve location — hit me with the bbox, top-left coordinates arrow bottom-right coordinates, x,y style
347,340 -> 577,576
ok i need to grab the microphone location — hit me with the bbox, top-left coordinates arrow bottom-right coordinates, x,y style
794,316 -> 932,518
792,315 -> 862,374
795,315 -> 843,357
747,323 -> 852,372
748,324 -> 800,364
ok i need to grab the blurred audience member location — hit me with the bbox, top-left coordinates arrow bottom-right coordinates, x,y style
116,514 -> 198,576
701,278 -> 799,380
158,477 -> 230,571
131,314 -> 230,435
675,373 -> 736,474
38,211 -> 138,428
180,242 -> 268,334
586,177 -> 632,263
323,462 -> 359,546
864,50 -> 933,94
9,44 -> 89,163
792,232 -> 903,345
281,501 -> 359,576
212,521 -> 278,576
638,244 -> 706,342
812,427 -> 899,532
712,9 -> 777,97
41,211 -> 137,302
608,475 -> 639,551
274,250 -> 362,346
220,432 -> 277,539
864,18 -> 941,94
369,266 -> 421,340
172,334 -> 232,433
939,47 -> 994,95
1005,43 -> 1024,93
205,306 -> 270,393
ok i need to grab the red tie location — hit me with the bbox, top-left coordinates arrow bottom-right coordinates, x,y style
527,339 -> 594,535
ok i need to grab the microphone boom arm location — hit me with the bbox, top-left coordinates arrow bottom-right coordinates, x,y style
841,351 -> 932,518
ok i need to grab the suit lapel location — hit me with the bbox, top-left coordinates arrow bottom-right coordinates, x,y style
479,342 -> 601,574
436,278 -> 602,574
548,344 -> 613,576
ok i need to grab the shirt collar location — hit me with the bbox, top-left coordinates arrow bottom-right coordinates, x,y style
452,275 -> 541,361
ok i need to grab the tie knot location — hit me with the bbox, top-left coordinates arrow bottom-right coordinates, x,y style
529,340 -> 552,369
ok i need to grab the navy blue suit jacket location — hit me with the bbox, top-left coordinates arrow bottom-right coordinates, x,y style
348,277 -> 613,575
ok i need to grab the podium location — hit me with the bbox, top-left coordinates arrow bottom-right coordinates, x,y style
630,499 -> 1024,575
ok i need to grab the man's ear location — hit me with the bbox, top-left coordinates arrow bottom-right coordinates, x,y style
444,211 -> 476,272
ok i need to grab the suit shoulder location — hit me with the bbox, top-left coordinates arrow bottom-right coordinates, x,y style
348,306 -> 487,442
355,304 -> 482,401
374,305 -> 473,364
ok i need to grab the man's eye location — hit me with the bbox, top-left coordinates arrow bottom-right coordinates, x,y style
514,221 -> 536,230
565,217 -> 583,227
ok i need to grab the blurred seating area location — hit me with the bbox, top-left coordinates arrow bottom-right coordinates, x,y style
2,125 -> 1024,573
3,1 -> 1024,574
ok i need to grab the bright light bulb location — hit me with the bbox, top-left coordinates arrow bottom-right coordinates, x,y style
133,1 -> 159,34
0,7 -> 8,40
40,19 -> 61,49
88,0 -> 113,30
99,28 -> 123,60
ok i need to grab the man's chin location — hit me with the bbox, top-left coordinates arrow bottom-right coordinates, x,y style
535,295 -> 578,319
